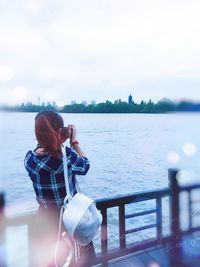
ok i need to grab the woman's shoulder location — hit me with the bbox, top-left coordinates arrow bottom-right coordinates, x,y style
24,150 -> 33,159
24,150 -> 38,166
24,149 -> 49,165
33,148 -> 49,157
25,148 -> 48,158
24,150 -> 35,170
24,149 -> 62,172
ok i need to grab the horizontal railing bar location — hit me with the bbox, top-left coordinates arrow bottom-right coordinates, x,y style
125,223 -> 157,234
125,209 -> 157,219
190,210 -> 200,216
96,188 -> 170,209
183,226 -> 200,235
191,199 -> 200,203
180,184 -> 200,192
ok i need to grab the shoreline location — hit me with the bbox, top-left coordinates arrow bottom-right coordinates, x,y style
1,109 -> 200,115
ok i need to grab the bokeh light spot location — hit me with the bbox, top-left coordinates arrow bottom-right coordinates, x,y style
167,151 -> 180,164
183,142 -> 197,156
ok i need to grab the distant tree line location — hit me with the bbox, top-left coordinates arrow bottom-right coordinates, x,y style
1,99 -> 200,113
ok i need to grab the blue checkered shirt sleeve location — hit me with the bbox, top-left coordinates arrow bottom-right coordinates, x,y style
65,147 -> 90,175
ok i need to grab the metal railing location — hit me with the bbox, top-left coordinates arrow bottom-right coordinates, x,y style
94,187 -> 170,266
1,169 -> 200,267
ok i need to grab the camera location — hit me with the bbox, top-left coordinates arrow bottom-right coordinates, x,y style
60,126 -> 70,142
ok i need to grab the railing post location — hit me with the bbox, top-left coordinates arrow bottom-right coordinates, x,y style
101,208 -> 108,267
188,190 -> 192,229
119,205 -> 126,250
156,197 -> 162,240
168,169 -> 180,239
0,192 -> 7,267
168,168 -> 182,265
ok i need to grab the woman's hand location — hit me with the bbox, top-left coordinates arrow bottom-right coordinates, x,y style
68,125 -> 86,157
68,124 -> 77,142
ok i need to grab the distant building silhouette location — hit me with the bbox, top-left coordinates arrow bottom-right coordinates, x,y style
91,100 -> 96,105
128,94 -> 133,104
82,101 -> 87,106
71,101 -> 76,105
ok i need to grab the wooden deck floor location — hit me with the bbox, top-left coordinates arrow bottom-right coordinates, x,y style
107,231 -> 200,267
109,247 -> 170,267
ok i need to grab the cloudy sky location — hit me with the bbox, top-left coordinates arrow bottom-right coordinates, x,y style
0,0 -> 200,105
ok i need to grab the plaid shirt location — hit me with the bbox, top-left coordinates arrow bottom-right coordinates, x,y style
24,146 -> 90,209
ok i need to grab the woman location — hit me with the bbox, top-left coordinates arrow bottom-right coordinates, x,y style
24,110 -> 95,267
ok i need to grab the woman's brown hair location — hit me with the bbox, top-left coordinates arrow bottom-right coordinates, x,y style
35,111 -> 64,158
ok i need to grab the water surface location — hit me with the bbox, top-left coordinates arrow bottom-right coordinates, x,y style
1,112 -> 199,214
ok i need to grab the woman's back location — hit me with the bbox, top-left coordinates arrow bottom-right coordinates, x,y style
25,146 -> 90,208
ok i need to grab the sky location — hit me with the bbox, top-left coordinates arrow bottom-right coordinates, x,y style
0,0 -> 200,105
